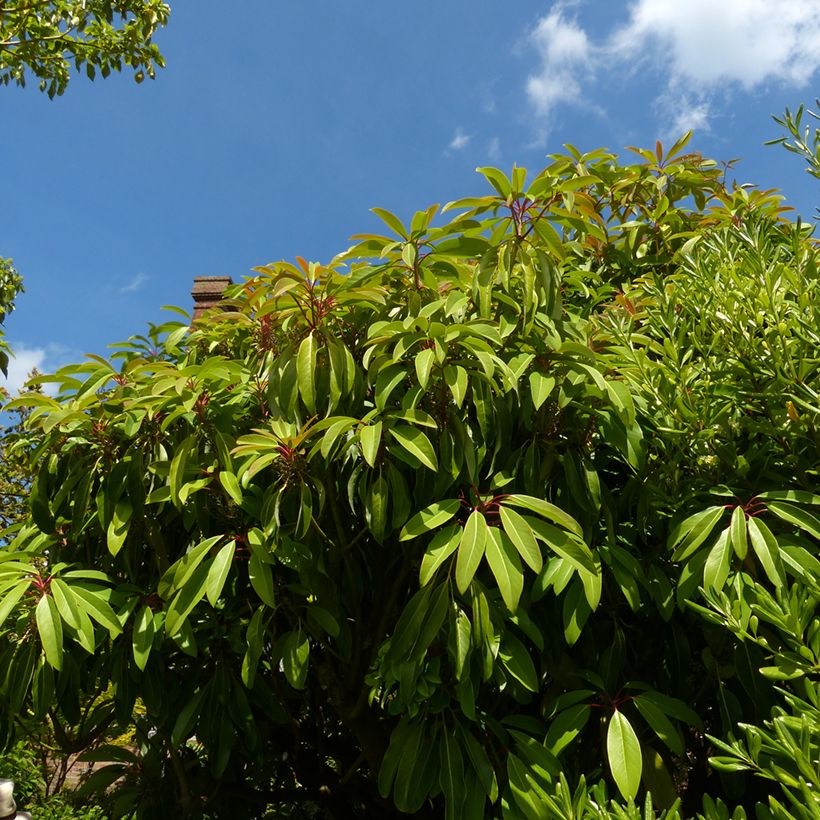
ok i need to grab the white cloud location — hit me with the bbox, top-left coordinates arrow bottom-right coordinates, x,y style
448,128 -> 471,151
525,8 -> 592,117
657,95 -> 712,139
2,345 -> 47,396
524,0 -> 820,132
611,0 -> 820,89
1,343 -> 72,397
120,272 -> 149,294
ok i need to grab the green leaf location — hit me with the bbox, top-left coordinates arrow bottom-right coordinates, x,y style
206,542 -> 236,606
439,730 -> 466,820
166,563 -> 209,636
280,629 -> 310,689
757,490 -> 820,505
529,371 -> 555,410
106,497 -> 132,556
132,604 -> 155,671
169,435 -> 195,509
730,505 -> 748,559
71,586 -> 122,638
633,694 -> 684,757
218,471 -> 243,506
502,494 -> 583,538
444,365 -> 468,407
476,166 -> 512,197
747,516 -> 786,587
171,689 -> 206,747
296,332 -> 317,413
484,527 -> 524,612
0,579 -> 31,630
767,501 -> 820,540
249,551 -> 276,607
371,207 -> 408,238
703,527 -> 732,592
607,710 -> 642,800
36,595 -> 63,670
49,578 -> 81,629
455,510 -> 488,593
415,348 -> 435,389
419,524 -> 461,585
669,506 -> 725,561
458,725 -> 498,801
389,424 -> 438,471
360,421 -> 383,468
545,703 -> 591,756
527,517 -> 596,574
499,505 -> 542,573
499,633 -> 538,692
400,499 -> 461,541
632,690 -> 701,727
242,606 -> 265,688
562,577 -> 592,646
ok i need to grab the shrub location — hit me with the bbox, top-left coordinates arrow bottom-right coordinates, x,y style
0,134 -> 817,818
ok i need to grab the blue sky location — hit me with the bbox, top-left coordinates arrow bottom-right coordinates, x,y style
3,0 -> 819,392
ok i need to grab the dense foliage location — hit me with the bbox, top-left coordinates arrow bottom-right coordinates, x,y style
0,134 -> 818,819
0,256 -> 22,378
0,0 -> 169,96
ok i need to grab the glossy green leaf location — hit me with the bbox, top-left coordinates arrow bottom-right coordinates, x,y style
0,579 -> 31,630
132,604 -> 155,671
280,629 -> 310,689
218,471 -> 243,506
439,730 -> 466,820
415,348 -> 435,389
499,633 -> 538,691
389,424 -> 438,471
607,710 -> 642,800
444,364 -> 468,407
206,542 -> 236,606
502,494 -> 583,538
545,703 -> 592,756
419,524 -> 461,585
249,551 -> 276,607
360,421 -> 383,468
455,510 -> 488,593
747,516 -> 786,588
499,505 -> 542,573
767,501 -> 820,540
484,527 -> 524,612
669,506 -> 725,561
703,527 -> 732,592
529,371 -> 555,410
730,505 -> 748,559
36,595 -> 63,670
296,332 -> 317,413
634,694 -> 684,757
71,586 -> 122,638
400,499 -> 461,541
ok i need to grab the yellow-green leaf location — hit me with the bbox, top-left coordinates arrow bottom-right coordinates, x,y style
607,710 -> 642,800
455,511 -> 487,593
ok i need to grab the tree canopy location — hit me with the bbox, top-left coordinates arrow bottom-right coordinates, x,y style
0,0 -> 169,97
1,135 -> 819,819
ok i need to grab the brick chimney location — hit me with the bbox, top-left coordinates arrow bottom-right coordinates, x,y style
191,276 -> 233,320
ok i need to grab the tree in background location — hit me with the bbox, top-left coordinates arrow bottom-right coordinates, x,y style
0,257 -> 22,377
769,99 -> 820,185
0,0 -> 169,97
0,134 -> 818,820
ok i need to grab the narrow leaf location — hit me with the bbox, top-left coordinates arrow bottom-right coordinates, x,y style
455,510 -> 488,593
